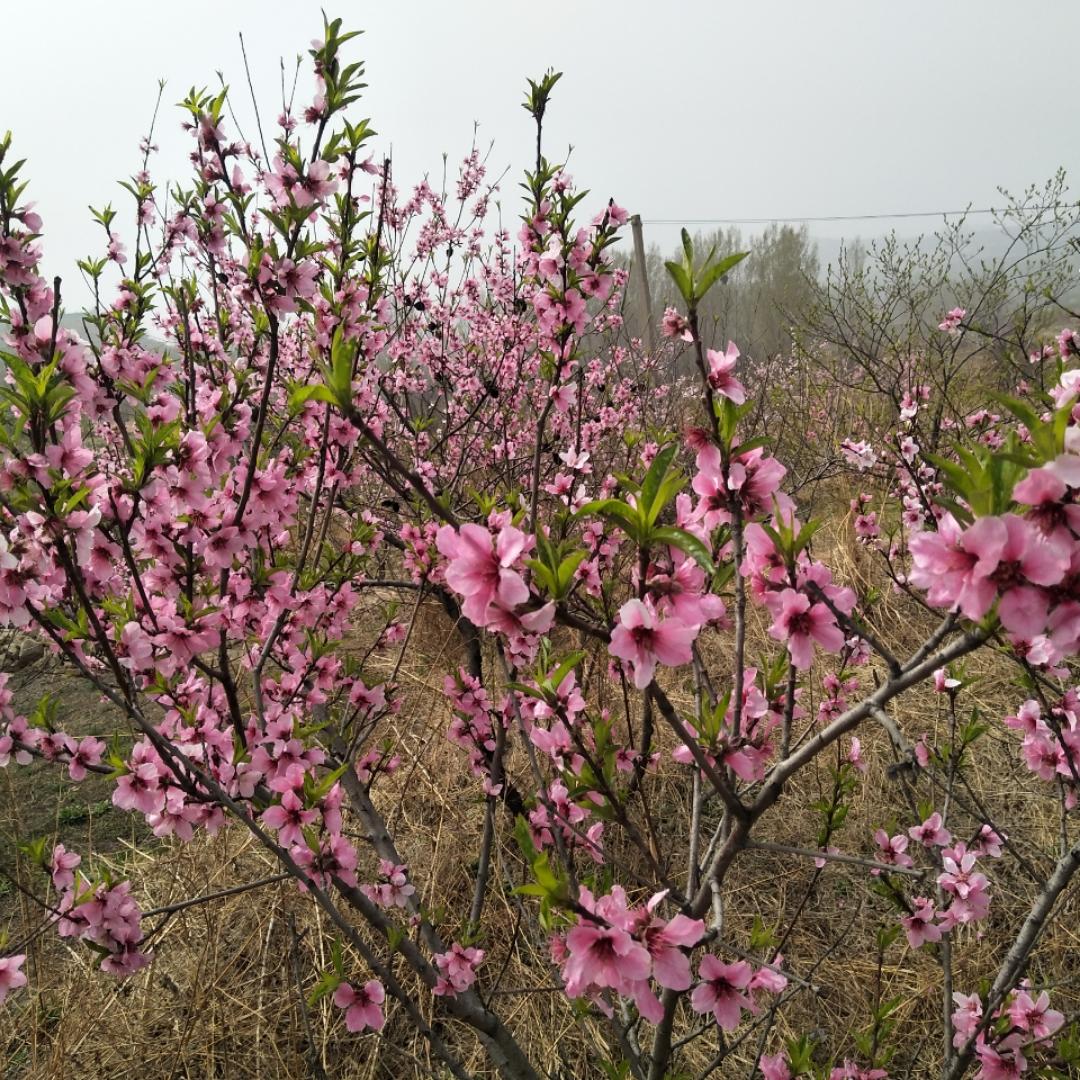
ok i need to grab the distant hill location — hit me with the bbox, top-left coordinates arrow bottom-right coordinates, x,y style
813,222 -> 1079,275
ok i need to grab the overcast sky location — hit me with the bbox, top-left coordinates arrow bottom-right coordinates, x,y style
6,1 -> 1080,308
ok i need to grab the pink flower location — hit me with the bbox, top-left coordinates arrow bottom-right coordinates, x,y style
661,306 -> 690,339
873,829 -> 914,870
758,1054 -> 793,1080
609,598 -> 697,689
706,341 -> 745,404
854,511 -> 880,541
840,440 -> 877,470
908,513 -> 1000,620
741,522 -> 788,595
50,844 -> 81,891
1053,368 -> 1080,407
333,979 -> 385,1032
938,843 -> 990,924
693,444 -> 791,527
974,824 -> 1005,859
1008,988 -> 1063,1040
362,860 -> 416,908
951,991 -> 983,1046
914,738 -> 932,768
1013,466 -> 1080,541
847,737 -> 867,773
749,963 -> 788,998
830,1062 -> 889,1079
562,922 -> 651,997
933,667 -> 961,693
558,448 -> 591,473
201,525 -> 245,570
909,812 -> 951,848
765,588 -> 844,670
1057,327 -> 1078,358
814,844 -> 840,869
909,514 -> 1067,634
112,762 -> 165,815
118,619 -> 155,670
987,515 -> 1069,638
99,945 -> 151,977
938,307 -> 965,332
67,736 -> 105,781
1021,733 -> 1061,782
0,953 -> 27,1004
647,550 -> 727,629
432,943 -> 486,996
975,1042 -> 1027,1079
690,956 -> 753,1031
261,788 -> 318,848
901,897 -> 942,948
484,598 -> 555,649
549,383 -> 577,413
437,523 -> 530,626
633,893 -> 706,991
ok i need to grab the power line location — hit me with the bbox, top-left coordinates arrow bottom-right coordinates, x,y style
641,206 -> 1070,226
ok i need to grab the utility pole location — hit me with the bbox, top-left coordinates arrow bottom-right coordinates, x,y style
630,214 -> 658,357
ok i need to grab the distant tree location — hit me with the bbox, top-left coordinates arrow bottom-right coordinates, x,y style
798,172 -> 1080,452
618,224 -> 819,368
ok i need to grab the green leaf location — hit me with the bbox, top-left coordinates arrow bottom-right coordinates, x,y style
934,495 -> 974,526
312,760 -> 350,801
514,883 -> 551,897
575,498 -> 643,541
505,681 -> 548,701
61,486 -> 92,515
793,519 -> 823,556
695,250 -> 749,299
525,559 -> 556,596
288,382 -> 336,414
18,836 -> 48,869
786,1035 -> 817,1074
533,528 -> 555,568
555,550 -> 587,595
680,228 -> 694,268
988,391 -> 1041,433
700,688 -> 731,742
326,326 -> 357,405
651,526 -> 713,572
306,968 -> 342,1008
530,851 -> 563,895
729,435 -> 770,458
545,651 -> 586,693
640,443 -> 678,523
664,260 -> 692,306
513,815 -> 539,863
749,914 -> 778,951
926,452 -> 976,505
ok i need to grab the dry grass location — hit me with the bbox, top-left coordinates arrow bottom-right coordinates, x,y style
3,496 -> 1080,1079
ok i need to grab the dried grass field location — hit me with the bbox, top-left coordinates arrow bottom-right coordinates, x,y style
3,495 -> 1076,1080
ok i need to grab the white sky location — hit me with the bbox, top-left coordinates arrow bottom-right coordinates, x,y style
5,0 -> 1080,308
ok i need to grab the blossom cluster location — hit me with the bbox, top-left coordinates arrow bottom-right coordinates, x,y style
552,886 -> 785,1027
